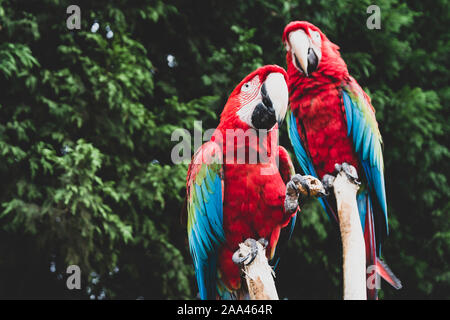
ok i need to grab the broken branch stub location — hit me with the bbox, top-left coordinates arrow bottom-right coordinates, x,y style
232,238 -> 278,300
325,163 -> 367,300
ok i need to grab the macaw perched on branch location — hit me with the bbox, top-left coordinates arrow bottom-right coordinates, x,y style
282,21 -> 401,299
186,65 -> 325,299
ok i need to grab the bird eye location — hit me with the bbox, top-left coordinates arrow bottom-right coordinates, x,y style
310,30 -> 321,42
241,82 -> 252,92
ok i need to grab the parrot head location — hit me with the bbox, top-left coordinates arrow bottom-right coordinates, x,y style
282,21 -> 348,82
219,65 -> 289,131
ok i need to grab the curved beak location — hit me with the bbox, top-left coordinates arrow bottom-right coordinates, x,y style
289,30 -> 319,77
264,73 -> 289,126
251,73 -> 288,129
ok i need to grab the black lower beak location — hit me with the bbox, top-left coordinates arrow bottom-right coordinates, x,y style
294,48 -> 319,77
252,103 -> 276,130
251,83 -> 276,130
307,48 -> 318,75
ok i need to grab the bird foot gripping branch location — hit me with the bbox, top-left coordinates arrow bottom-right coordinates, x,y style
322,162 -> 361,192
232,238 -> 278,300
285,174 -> 327,213
186,65 -> 299,300
282,20 -> 405,300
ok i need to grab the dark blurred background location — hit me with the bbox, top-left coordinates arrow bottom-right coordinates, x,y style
0,0 -> 448,299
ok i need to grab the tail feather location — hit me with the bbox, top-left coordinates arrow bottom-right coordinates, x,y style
363,194 -> 378,299
360,191 -> 402,298
376,259 -> 402,290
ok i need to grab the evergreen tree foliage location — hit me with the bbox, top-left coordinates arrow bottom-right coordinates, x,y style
0,0 -> 448,299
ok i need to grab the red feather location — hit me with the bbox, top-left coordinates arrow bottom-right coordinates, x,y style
191,65 -> 295,292
283,22 -> 360,179
283,21 -> 400,298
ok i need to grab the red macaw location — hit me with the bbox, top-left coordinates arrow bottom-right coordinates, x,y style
185,65 -> 323,299
282,21 -> 401,299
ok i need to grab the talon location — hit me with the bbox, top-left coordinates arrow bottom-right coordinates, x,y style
292,175 -> 326,198
322,174 -> 335,191
334,163 -> 342,173
286,180 -> 299,196
292,174 -> 311,197
284,197 -> 299,214
332,162 -> 361,185
232,249 -> 249,265
285,178 -> 300,214
233,239 -> 259,266
342,162 -> 360,184
243,239 -> 258,265
303,181 -> 312,197
258,238 -> 268,249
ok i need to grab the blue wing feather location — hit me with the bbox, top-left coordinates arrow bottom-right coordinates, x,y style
187,143 -> 225,299
287,109 -> 338,222
357,192 -> 367,230
287,109 -> 316,177
342,88 -> 388,235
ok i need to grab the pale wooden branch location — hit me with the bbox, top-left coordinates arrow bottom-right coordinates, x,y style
233,239 -> 278,300
330,166 -> 367,300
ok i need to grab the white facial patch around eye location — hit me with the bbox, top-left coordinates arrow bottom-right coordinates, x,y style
241,82 -> 252,93
237,75 -> 261,127
240,75 -> 260,94
236,73 -> 288,128
309,29 -> 321,46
